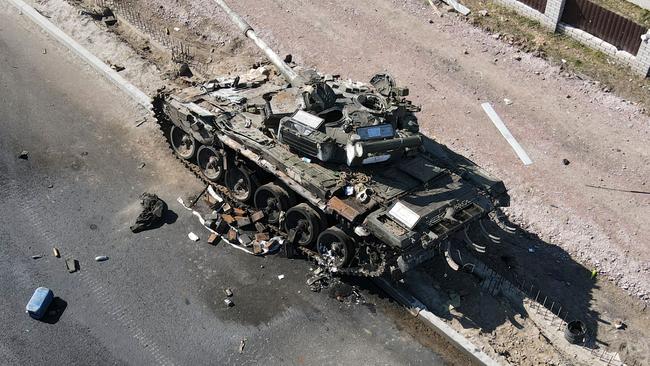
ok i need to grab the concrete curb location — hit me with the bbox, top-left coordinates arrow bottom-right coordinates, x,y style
374,278 -> 502,366
5,0 -> 152,110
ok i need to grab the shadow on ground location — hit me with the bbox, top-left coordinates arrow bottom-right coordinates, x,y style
40,297 -> 68,324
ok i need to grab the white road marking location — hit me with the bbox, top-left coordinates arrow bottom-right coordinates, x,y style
481,102 -> 533,166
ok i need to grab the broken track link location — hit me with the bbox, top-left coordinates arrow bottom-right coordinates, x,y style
152,94 -> 386,277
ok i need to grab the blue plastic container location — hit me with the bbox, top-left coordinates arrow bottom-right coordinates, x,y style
26,287 -> 53,319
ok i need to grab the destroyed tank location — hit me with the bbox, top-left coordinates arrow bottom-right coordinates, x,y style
153,0 -> 511,278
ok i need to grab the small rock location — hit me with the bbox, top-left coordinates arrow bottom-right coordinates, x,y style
31,255 -> 42,260
18,150 -> 29,160
224,298 -> 234,307
81,151 -> 88,156
492,33 -> 501,40
478,9 -> 489,16
463,49 -> 469,55
95,256 -> 109,262
504,98 -> 513,105
138,162 -> 146,169
224,288 -> 233,297
52,247 -> 60,258
562,158 -> 570,165
42,48 -> 47,54
188,232 -> 199,241
173,27 -> 180,32
513,55 -> 522,61
614,320 -> 626,329
277,274 -> 285,280
47,184 -> 54,189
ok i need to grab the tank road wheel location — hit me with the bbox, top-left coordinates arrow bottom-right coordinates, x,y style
169,126 -> 196,160
254,183 -> 291,224
284,203 -> 321,247
225,166 -> 258,203
197,146 -> 225,182
317,227 -> 353,268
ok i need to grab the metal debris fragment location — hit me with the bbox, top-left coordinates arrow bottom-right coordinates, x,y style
188,232 -> 199,241
239,338 -> 246,353
95,256 -> 109,262
65,259 -> 79,273
52,247 -> 60,258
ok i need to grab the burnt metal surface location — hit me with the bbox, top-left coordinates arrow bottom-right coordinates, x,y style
154,0 -> 510,278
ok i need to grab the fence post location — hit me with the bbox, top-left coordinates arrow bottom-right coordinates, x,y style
541,0 -> 566,32
632,31 -> 650,77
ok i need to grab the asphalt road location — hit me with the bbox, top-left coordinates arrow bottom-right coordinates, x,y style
0,6 -> 447,366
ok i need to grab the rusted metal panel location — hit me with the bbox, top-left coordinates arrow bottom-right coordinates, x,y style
561,0 -> 646,54
518,0 -> 548,13
328,196 -> 362,222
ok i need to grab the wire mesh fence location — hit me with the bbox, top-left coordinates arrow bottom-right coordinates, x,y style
93,0 -> 210,75
476,262 -> 637,366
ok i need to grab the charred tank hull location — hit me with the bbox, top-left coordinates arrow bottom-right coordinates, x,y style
153,0 -> 509,278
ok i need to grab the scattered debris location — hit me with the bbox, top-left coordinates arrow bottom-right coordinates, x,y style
207,233 -> 220,245
440,0 -> 470,15
18,150 -> 29,160
614,320 -> 626,330
564,320 -> 586,344
47,183 -> 54,189
478,9 -> 489,16
138,162 -> 146,169
224,288 -> 233,297
130,193 -> 168,233
224,298 -> 234,307
94,256 -> 109,262
277,274 -> 285,280
329,282 -> 353,301
42,48 -> 47,54
504,98 -> 513,105
108,61 -> 125,72
52,247 -> 60,258
562,158 -> 570,165
188,232 -> 199,241
65,259 -> 79,273
31,255 -> 42,260
239,338 -> 246,354
177,63 -> 193,77
26,287 -> 53,319
134,118 -> 147,127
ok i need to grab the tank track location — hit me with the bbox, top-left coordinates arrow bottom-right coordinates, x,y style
152,96 -> 387,277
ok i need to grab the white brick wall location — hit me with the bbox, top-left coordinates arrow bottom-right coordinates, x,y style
495,0 -> 650,76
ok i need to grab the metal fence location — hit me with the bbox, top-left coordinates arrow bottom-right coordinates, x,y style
93,0 -> 211,76
561,0 -> 647,54
519,0 -> 548,13
477,262 -> 639,366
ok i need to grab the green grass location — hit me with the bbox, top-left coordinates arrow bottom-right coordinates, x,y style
454,0 -> 650,112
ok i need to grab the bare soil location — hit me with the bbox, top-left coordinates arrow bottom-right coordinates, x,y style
32,0 -> 650,364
